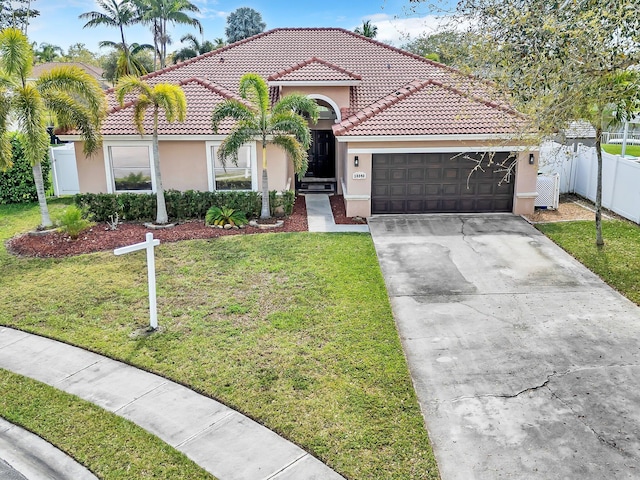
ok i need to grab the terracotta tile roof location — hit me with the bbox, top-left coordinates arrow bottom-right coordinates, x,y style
333,80 -> 527,136
99,28 -> 523,138
30,62 -> 108,89
267,57 -> 361,82
103,78 -> 241,136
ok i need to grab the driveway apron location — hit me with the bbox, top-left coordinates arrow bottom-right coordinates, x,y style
369,214 -> 640,480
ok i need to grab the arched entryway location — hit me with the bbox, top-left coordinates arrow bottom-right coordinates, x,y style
297,97 -> 339,193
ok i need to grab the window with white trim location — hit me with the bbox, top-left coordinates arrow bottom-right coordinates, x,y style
211,144 -> 253,190
108,145 -> 153,192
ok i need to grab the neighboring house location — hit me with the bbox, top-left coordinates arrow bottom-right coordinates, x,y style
30,62 -> 109,90
60,28 -> 538,217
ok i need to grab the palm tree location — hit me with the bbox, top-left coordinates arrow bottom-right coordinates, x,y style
80,0 -> 141,75
211,73 -> 319,219
115,76 -> 187,224
0,28 -> 106,227
135,0 -> 202,69
34,42 -> 64,63
354,20 -> 378,39
100,41 -> 154,80
172,34 -> 218,63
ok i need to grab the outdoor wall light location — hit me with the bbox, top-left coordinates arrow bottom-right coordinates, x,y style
529,153 -> 535,165
354,156 -> 359,167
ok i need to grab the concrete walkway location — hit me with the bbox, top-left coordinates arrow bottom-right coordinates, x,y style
0,418 -> 97,480
370,214 -> 640,480
0,327 -> 344,480
304,194 -> 369,233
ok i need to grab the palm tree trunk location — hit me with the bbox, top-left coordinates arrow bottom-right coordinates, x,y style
260,145 -> 270,219
152,121 -> 168,224
595,126 -> 604,246
32,162 -> 52,227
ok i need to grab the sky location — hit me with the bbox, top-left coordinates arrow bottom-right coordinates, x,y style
26,0 -> 456,54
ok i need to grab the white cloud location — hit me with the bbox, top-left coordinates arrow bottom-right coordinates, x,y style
358,14 -> 456,46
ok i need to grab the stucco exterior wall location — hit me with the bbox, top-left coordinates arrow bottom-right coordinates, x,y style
75,143 -> 108,193
160,141 -> 208,191
513,151 -> 538,214
260,143 -> 291,191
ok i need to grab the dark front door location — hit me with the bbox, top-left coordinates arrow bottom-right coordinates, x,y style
306,130 -> 335,178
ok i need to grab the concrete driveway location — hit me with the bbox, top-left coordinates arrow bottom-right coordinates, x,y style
369,214 -> 640,480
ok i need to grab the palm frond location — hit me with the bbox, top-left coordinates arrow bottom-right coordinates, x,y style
115,75 -> 152,106
153,84 -> 187,123
0,28 -> 33,82
132,96 -> 152,134
217,126 -> 255,167
0,91 -> 13,170
271,113 -> 312,149
272,134 -> 308,176
211,99 -> 255,133
238,73 -> 269,113
272,94 -> 320,124
13,84 -> 49,166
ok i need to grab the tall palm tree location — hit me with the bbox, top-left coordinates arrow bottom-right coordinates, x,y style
0,28 -> 106,227
172,34 -> 217,63
115,76 -> 187,224
354,20 -> 378,39
80,0 -> 141,75
135,0 -> 202,69
211,73 -> 319,219
34,42 -> 64,63
100,41 -> 154,80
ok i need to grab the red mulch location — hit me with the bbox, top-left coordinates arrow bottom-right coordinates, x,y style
329,195 -> 366,225
7,196 -> 308,258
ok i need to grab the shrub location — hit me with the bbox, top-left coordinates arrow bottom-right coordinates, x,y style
0,133 -> 51,204
53,205 -> 93,239
205,206 -> 248,227
269,190 -> 295,216
76,190 -> 293,222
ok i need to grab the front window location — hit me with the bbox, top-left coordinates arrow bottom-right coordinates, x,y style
211,145 -> 252,190
109,145 -> 152,192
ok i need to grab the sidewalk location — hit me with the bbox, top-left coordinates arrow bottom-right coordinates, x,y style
0,327 -> 344,480
304,194 -> 369,233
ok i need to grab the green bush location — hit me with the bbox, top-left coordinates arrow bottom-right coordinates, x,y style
52,205 -> 93,239
75,190 -> 294,222
205,206 -> 248,227
0,133 -> 51,204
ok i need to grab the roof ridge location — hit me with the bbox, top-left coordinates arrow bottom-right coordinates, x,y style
178,77 -> 250,105
267,56 -> 362,81
333,79 -> 431,135
428,79 -> 526,119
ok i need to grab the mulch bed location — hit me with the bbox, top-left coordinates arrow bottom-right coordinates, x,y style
7,196 -> 308,258
329,195 -> 366,225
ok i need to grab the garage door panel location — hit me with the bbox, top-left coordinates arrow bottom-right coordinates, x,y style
372,152 -> 515,214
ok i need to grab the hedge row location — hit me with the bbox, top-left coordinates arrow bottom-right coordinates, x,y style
74,189 -> 296,222
0,134 -> 51,204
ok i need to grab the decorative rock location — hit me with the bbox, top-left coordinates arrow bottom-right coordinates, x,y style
274,206 -> 286,218
249,219 -> 285,230
223,223 -> 233,229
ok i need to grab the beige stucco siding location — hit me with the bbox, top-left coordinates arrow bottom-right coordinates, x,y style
75,143 -> 108,193
159,141 -> 208,191
259,143 -> 291,191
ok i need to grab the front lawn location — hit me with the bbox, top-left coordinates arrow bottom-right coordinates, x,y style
537,220 -> 640,305
0,202 -> 439,480
602,143 -> 640,157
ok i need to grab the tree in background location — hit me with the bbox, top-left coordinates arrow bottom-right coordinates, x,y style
99,41 -> 154,82
135,0 -> 202,69
402,31 -> 480,69
33,42 -> 63,63
225,7 -> 265,44
354,20 -> 378,39
80,0 -> 141,77
0,0 -> 39,33
211,73 -> 318,219
63,43 -> 99,65
172,34 -> 220,64
0,28 -> 106,227
438,0 -> 640,245
115,76 -> 187,224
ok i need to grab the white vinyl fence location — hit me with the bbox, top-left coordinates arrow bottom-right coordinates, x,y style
539,141 -> 640,223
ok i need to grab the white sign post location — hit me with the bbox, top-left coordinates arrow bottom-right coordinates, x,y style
114,233 -> 161,330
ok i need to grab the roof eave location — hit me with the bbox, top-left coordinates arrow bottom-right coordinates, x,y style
268,80 -> 361,87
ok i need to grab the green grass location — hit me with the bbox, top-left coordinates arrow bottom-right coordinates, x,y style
537,220 -> 640,305
602,143 -> 640,157
0,370 -> 214,479
0,202 -> 438,480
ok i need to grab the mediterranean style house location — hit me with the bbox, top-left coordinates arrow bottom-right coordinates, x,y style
61,28 -> 538,217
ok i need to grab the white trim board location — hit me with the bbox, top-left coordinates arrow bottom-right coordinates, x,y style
338,134 -> 536,143
348,146 -> 532,154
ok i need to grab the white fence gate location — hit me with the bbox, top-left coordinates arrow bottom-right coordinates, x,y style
539,141 -> 640,223
49,143 -> 79,196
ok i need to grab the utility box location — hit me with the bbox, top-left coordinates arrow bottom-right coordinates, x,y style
535,173 -> 560,209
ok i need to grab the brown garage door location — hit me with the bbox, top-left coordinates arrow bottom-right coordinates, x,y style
371,152 -> 515,214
